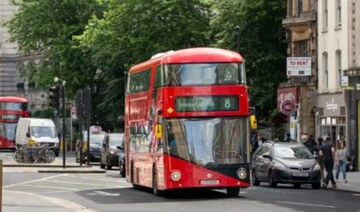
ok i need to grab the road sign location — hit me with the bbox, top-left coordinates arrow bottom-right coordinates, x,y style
287,57 -> 311,76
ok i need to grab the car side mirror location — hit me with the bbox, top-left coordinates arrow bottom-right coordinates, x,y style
26,132 -> 31,138
263,154 -> 272,160
117,146 -> 124,150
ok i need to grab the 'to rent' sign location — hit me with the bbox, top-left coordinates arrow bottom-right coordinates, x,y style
287,57 -> 311,76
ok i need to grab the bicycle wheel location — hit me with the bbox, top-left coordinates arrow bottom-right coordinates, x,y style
45,150 -> 56,163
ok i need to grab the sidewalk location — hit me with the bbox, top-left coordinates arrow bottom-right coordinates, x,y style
3,190 -> 96,212
333,172 -> 360,193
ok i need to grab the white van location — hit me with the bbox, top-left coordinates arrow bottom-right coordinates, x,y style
16,118 -> 60,156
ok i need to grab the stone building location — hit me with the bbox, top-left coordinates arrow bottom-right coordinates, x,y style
0,0 -> 47,111
281,0 -> 317,140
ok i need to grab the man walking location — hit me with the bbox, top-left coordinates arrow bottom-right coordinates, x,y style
319,137 -> 336,189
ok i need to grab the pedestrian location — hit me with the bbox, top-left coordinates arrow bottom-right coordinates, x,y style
319,137 -> 336,189
285,133 -> 292,142
300,134 -> 308,144
316,137 -> 325,182
304,135 -> 317,154
335,141 -> 348,183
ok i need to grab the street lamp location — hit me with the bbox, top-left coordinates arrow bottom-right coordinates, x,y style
54,77 -> 66,169
235,25 -> 241,53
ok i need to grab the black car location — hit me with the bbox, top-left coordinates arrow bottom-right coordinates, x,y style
100,133 -> 124,170
251,142 -> 321,189
76,131 -> 106,163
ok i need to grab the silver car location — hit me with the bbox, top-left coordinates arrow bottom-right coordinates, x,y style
251,142 -> 321,189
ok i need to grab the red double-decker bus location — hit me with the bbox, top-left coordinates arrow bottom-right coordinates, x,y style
0,96 -> 29,150
124,47 -> 250,196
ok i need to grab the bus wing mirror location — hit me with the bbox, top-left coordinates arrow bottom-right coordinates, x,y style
250,115 -> 257,130
155,124 -> 163,139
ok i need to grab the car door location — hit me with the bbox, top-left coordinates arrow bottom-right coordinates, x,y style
100,135 -> 108,165
252,146 -> 264,179
258,145 -> 272,180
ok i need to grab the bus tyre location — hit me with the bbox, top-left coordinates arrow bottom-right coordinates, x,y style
226,187 -> 240,197
119,161 -> 125,177
152,166 -> 161,196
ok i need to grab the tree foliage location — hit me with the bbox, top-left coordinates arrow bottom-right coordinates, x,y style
6,0 -> 104,94
210,0 -> 287,120
76,0 -> 211,126
7,0 -> 287,129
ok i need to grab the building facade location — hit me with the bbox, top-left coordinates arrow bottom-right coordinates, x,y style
282,0 -> 317,140
0,0 -> 47,111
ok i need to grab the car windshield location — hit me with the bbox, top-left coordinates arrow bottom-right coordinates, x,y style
273,145 -> 314,159
83,132 -> 105,146
31,126 -> 56,138
109,134 -> 124,146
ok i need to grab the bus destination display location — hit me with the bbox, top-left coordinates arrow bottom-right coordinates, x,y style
175,96 -> 238,112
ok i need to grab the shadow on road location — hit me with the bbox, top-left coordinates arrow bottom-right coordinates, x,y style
78,186 -> 247,204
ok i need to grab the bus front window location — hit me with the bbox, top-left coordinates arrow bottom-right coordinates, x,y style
164,117 -> 248,166
164,63 -> 246,86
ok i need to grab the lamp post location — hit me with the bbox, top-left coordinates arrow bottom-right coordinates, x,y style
54,77 -> 66,169
235,25 -> 241,53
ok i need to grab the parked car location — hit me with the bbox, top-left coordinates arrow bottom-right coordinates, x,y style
251,142 -> 321,189
100,133 -> 124,170
76,131 -> 106,163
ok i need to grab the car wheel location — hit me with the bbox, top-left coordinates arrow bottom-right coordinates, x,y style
252,170 -> 260,186
269,171 -> 277,188
312,182 -> 321,189
293,183 -> 301,189
119,161 -> 125,177
100,159 -> 105,169
226,187 -> 240,197
106,156 -> 112,170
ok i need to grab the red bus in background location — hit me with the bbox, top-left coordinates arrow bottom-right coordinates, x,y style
125,47 -> 250,196
0,96 -> 29,150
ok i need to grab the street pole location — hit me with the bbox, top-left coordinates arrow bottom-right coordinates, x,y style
0,160 -> 2,212
62,84 -> 66,169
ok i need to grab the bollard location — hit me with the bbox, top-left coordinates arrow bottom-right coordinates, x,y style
0,159 -> 2,212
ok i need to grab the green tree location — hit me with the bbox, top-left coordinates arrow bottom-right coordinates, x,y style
76,0 -> 211,127
210,0 -> 287,120
6,0 -> 104,95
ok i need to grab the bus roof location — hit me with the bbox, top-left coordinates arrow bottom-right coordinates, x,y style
129,47 -> 244,73
0,96 -> 28,103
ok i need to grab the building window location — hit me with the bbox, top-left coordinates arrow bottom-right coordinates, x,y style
297,0 -> 303,16
323,52 -> 328,89
323,0 -> 328,30
294,40 -> 309,56
336,0 -> 342,27
336,50 -> 342,89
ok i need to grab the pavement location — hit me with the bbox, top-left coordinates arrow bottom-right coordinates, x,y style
2,153 -> 360,212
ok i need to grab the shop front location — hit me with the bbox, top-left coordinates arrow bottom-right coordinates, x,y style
316,93 -> 347,149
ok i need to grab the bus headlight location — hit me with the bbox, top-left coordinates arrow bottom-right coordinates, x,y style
236,168 -> 247,180
170,170 -> 181,182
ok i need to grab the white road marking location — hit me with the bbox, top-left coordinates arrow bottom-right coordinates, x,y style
3,174 -> 68,189
86,191 -> 121,196
44,179 -> 124,187
277,201 -> 336,209
18,184 -> 80,191
5,190 -> 97,212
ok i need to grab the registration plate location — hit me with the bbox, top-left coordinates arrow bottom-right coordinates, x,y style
200,180 -> 220,185
94,155 -> 100,158
293,172 -> 309,177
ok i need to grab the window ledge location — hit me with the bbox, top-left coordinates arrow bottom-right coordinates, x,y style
322,29 -> 328,33
335,25 -> 342,31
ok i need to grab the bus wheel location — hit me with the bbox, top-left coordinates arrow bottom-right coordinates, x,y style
226,187 -> 240,197
152,166 -> 161,196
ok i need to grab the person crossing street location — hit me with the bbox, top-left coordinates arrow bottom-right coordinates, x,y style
319,137 -> 336,189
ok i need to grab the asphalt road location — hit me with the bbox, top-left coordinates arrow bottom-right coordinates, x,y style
2,151 -> 360,212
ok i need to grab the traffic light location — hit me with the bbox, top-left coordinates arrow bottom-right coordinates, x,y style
48,86 -> 60,112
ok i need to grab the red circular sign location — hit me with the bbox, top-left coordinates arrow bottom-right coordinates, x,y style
280,100 -> 296,115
